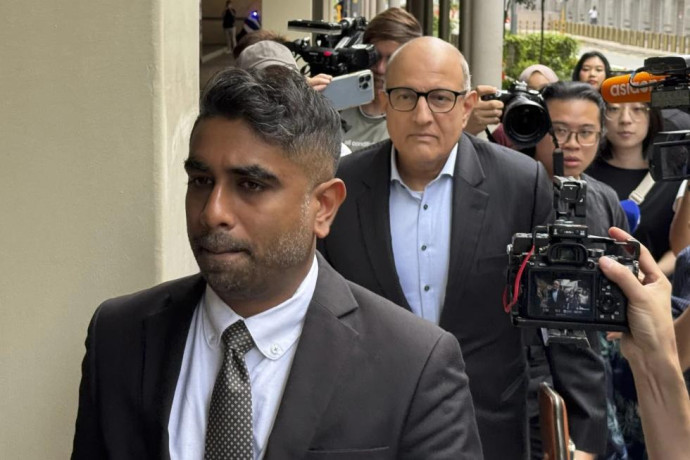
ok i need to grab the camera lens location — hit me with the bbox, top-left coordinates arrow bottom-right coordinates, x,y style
503,96 -> 550,148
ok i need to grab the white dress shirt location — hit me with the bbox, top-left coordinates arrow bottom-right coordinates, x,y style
389,143 -> 457,324
168,256 -> 318,460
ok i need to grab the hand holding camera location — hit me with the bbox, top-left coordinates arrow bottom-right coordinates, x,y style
465,85 -> 504,135
598,227 -> 674,362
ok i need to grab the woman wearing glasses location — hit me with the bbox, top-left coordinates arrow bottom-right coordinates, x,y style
586,101 -> 680,276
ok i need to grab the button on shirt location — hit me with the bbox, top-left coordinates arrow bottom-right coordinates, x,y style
168,256 -> 318,460
389,143 -> 456,324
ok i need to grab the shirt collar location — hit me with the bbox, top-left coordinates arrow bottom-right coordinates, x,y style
201,255 -> 318,361
389,142 -> 458,189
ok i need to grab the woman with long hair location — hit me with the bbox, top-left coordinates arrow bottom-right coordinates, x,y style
572,51 -> 611,89
587,102 -> 680,274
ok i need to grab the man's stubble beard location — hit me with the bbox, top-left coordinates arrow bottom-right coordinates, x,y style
194,198 -> 314,301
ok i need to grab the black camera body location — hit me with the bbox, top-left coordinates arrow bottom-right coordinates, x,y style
506,177 -> 640,332
286,18 -> 379,76
482,81 -> 551,148
650,130 -> 690,181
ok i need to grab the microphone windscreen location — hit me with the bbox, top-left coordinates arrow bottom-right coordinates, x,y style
620,199 -> 641,233
600,72 -> 665,104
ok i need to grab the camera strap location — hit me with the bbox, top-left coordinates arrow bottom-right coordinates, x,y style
628,172 -> 655,205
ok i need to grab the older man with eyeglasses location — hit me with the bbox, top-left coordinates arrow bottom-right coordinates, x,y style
319,37 -> 606,459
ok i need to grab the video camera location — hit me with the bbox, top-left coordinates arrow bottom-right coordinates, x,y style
504,175 -> 640,340
482,81 -> 551,148
285,18 -> 379,76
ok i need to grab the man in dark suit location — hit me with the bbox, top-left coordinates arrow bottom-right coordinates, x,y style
71,66 -> 482,459
319,37 -> 606,459
546,281 -> 567,309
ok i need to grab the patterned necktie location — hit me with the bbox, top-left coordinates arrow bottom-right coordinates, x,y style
205,320 -> 255,460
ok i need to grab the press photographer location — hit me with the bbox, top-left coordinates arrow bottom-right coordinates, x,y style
502,81 -> 630,458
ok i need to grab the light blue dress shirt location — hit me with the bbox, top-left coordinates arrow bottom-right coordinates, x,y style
168,256 -> 318,460
389,144 -> 457,324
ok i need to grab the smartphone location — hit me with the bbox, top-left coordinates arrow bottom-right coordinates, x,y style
321,70 -> 374,111
539,382 -> 575,460
650,130 -> 690,181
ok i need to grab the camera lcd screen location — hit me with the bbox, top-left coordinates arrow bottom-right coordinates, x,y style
527,270 -> 595,321
651,138 -> 690,181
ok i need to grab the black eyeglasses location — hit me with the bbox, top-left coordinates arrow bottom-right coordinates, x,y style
551,126 -> 601,146
385,87 -> 468,113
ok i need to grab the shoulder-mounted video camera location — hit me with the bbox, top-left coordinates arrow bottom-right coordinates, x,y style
285,18 -> 379,76
504,175 -> 640,341
482,81 -> 551,148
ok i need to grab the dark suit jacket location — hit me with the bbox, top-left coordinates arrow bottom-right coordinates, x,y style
319,134 -> 607,458
546,289 -> 567,309
71,254 -> 482,459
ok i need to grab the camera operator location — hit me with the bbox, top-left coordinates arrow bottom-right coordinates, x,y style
339,8 -> 422,152
464,85 -> 505,136
521,81 -> 629,459
600,227 -> 690,460
466,64 -> 559,143
233,31 -> 334,92
489,64 -> 560,147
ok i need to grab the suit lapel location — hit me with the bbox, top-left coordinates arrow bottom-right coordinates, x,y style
442,135 -> 490,319
141,275 -> 205,460
264,255 -> 360,458
357,142 -> 411,309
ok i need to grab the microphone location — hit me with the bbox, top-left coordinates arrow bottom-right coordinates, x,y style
620,199 -> 641,233
600,72 -> 666,104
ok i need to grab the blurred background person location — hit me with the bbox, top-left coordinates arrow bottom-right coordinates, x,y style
222,0 -> 237,54
572,51 -> 611,90
339,7 -> 422,152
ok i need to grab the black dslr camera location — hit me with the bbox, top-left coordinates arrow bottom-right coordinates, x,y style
505,177 -> 640,337
482,81 -> 551,148
286,18 -> 379,76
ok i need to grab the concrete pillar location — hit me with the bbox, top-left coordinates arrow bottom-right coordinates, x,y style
459,0 -> 473,61
439,0 -> 451,40
463,0 -> 503,88
312,0 -> 331,21
376,0 -> 387,15
0,0 -> 199,457
389,0 -> 402,7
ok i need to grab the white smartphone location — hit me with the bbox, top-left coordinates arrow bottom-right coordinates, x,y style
321,70 -> 375,111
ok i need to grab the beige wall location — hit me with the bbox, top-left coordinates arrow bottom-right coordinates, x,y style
0,0 -> 198,457
263,0 -> 313,41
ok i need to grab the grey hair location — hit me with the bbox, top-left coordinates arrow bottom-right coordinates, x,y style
193,66 -> 342,183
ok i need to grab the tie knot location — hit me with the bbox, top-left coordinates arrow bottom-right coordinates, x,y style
221,320 -> 254,356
